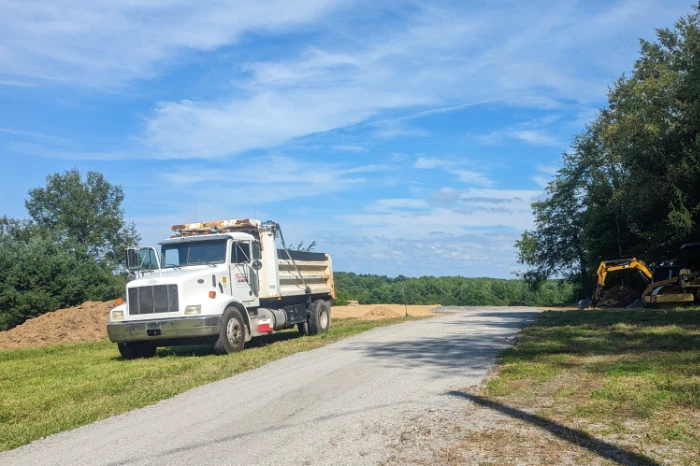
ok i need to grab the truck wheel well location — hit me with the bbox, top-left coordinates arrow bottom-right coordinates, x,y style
225,301 -> 251,339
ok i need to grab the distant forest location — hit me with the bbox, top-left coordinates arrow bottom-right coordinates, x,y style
333,272 -> 576,307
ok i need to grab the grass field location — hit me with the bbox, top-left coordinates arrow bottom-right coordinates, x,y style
446,308 -> 700,465
0,316 -> 421,453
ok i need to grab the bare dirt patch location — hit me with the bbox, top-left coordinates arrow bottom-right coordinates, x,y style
0,301 -> 116,350
333,304 -> 441,319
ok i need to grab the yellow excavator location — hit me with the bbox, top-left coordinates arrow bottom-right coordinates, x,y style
592,258 -> 653,307
642,243 -> 700,308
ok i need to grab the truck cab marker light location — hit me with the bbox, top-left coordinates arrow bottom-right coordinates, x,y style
208,291 -> 216,299
116,298 -> 123,305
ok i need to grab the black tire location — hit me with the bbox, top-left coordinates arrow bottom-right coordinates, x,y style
297,322 -> 309,336
307,299 -> 331,335
118,342 -> 156,359
214,307 -> 246,354
118,342 -> 138,360
139,342 -> 157,358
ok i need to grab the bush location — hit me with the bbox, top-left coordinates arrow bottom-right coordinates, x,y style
0,236 -> 124,330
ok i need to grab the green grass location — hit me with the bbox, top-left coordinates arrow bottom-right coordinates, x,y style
0,316 -> 419,452
469,308 -> 700,465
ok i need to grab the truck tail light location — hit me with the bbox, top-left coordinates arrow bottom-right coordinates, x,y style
258,319 -> 273,333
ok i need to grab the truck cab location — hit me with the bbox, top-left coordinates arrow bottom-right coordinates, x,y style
107,219 -> 334,359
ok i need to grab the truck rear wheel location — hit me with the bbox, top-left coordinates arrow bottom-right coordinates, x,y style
307,299 -> 330,335
214,307 -> 246,354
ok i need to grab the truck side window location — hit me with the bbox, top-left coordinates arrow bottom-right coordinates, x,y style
252,241 -> 261,261
232,242 -> 251,264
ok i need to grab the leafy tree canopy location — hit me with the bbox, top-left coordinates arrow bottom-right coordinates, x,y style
517,5 -> 700,292
25,169 -> 140,264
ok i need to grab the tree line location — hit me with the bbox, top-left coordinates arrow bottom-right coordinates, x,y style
332,272 -> 575,307
0,169 -> 138,330
517,5 -> 700,294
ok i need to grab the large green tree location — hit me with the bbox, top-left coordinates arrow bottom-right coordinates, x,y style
517,4 -> 700,290
25,169 -> 140,264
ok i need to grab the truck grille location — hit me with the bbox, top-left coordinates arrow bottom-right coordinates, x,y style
128,285 -> 179,314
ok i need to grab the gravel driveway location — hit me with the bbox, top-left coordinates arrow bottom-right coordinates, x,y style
0,306 -> 538,466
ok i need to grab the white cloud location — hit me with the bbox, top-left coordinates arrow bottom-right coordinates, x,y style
413,157 -> 438,169
2,1 -> 688,160
413,156 -> 492,187
138,1 -> 688,159
510,130 -> 562,147
157,154 -> 390,203
0,0 -> 351,88
332,144 -> 367,152
452,169 -> 493,187
531,175 -> 550,189
536,163 -> 560,175
366,198 -> 428,212
478,128 -> 563,148
322,231 -> 523,277
340,187 -> 540,240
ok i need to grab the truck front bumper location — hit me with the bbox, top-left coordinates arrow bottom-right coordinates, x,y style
107,316 -> 221,343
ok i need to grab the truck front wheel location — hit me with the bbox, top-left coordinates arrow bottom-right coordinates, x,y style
307,299 -> 331,335
118,342 -> 156,360
214,307 -> 246,354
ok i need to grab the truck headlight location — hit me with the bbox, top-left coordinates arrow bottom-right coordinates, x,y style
111,310 -> 125,322
184,305 -> 201,315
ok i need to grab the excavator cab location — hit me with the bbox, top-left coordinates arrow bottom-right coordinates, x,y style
643,243 -> 700,308
652,265 -> 680,283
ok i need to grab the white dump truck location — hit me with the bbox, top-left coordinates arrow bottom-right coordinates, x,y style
107,219 -> 335,359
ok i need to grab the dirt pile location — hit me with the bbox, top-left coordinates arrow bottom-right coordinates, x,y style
360,306 -> 402,320
601,285 -> 642,308
0,300 -> 117,350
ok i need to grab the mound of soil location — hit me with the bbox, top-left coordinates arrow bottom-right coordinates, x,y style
360,306 -> 402,320
0,300 -> 117,350
601,285 -> 642,308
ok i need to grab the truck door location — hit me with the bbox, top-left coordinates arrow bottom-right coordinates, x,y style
229,241 -> 259,304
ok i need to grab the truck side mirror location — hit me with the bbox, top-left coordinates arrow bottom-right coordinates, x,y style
126,248 -> 140,270
252,259 -> 263,270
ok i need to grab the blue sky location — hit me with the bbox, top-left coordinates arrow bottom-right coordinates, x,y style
0,0 -> 692,278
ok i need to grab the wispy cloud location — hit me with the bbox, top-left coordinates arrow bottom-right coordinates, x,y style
332,144 -> 367,152
158,155 -> 390,203
478,128 -> 563,148
414,156 -> 492,187
0,0 -> 352,88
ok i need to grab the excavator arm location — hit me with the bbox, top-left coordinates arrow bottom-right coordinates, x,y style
592,258 -> 653,305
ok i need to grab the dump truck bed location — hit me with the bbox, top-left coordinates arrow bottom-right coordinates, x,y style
273,249 -> 335,299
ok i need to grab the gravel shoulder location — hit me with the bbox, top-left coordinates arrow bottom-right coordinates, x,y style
0,306 -> 537,466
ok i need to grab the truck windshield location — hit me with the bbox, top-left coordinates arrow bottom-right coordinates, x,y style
161,240 -> 227,268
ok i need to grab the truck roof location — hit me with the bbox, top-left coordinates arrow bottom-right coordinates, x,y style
159,232 -> 255,245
